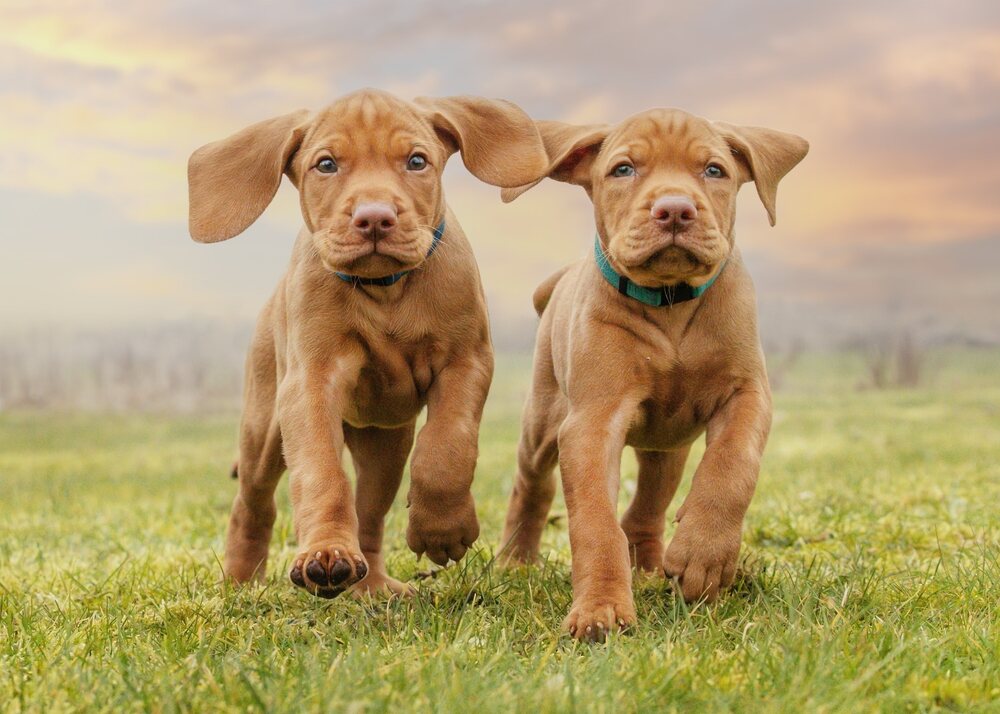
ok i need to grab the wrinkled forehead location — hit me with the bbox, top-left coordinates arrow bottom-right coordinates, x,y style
602,109 -> 727,162
304,91 -> 436,154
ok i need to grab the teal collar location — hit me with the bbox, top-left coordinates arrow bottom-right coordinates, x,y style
335,219 -> 445,287
594,236 -> 725,307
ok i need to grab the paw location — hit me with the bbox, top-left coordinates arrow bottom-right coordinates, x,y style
495,547 -> 536,570
406,493 -> 480,566
349,572 -> 416,600
289,544 -> 368,599
496,526 -> 544,568
223,548 -> 269,584
627,537 -> 664,573
662,508 -> 741,603
563,597 -> 637,643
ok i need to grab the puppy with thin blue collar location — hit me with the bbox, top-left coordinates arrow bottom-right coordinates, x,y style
188,89 -> 547,600
499,109 -> 808,641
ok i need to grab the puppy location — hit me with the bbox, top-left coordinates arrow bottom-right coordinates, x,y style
188,89 -> 547,599
499,109 -> 808,639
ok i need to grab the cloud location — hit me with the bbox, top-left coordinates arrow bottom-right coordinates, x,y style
0,0 -> 998,339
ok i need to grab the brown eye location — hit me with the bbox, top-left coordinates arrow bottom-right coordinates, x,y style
407,154 -> 427,171
316,158 -> 337,174
705,163 -> 726,179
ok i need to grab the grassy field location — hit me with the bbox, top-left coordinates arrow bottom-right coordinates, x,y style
2,350 -> 999,712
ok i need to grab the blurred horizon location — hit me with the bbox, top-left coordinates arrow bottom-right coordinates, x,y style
2,0 -> 999,349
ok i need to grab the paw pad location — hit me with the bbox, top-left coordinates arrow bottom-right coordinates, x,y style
289,548 -> 368,600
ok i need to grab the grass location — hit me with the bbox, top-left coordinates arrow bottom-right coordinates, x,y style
2,350 -> 999,712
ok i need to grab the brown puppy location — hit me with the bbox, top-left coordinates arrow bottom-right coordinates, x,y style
499,109 -> 808,640
188,89 -> 547,599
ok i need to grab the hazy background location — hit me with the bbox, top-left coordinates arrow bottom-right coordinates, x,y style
1,0 -> 998,409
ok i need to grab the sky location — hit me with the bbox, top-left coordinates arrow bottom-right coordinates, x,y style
2,0 -> 999,345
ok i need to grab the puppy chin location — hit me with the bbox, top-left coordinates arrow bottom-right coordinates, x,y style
617,244 -> 724,288
317,233 -> 430,277
322,253 -> 414,278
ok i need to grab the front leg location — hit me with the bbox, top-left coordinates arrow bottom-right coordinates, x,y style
406,349 -> 493,565
558,401 -> 640,642
279,360 -> 368,599
663,385 -> 771,602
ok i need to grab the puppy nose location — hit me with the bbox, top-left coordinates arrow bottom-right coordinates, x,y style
352,202 -> 397,240
651,195 -> 698,230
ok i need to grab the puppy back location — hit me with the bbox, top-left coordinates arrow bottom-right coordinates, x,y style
532,266 -> 572,316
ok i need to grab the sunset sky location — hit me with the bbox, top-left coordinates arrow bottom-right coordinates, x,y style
2,0 -> 998,343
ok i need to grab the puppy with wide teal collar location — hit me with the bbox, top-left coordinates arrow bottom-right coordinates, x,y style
499,107 -> 808,641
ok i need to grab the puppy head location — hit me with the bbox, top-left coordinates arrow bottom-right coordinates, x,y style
505,109 -> 808,287
188,89 -> 546,278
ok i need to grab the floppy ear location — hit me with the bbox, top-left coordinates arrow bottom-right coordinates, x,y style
714,123 -> 809,226
187,109 -> 311,243
413,96 -> 548,189
500,120 -> 610,202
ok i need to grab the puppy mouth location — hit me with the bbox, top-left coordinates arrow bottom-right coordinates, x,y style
618,233 -> 709,269
611,228 -> 725,285
318,231 -> 430,277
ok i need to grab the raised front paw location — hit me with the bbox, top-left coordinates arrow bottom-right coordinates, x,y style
563,595 -> 637,643
406,492 -> 480,566
289,542 -> 368,599
662,505 -> 741,603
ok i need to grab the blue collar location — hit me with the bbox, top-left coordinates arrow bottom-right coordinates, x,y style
594,236 -> 725,307
335,219 -> 445,287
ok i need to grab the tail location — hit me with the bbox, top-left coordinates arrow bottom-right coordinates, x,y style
230,459 -> 238,480
532,266 -> 571,316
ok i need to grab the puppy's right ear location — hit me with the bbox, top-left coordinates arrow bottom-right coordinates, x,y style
501,120 -> 610,202
187,110 -> 311,243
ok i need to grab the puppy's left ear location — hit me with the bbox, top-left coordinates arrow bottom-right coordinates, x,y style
414,96 -> 548,188
715,123 -> 809,226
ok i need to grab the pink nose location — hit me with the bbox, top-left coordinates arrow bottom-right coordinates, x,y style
651,195 -> 698,230
352,202 -> 397,240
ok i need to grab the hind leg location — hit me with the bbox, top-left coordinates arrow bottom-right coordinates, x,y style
344,422 -> 416,598
621,446 -> 690,572
224,315 -> 285,583
499,349 -> 563,565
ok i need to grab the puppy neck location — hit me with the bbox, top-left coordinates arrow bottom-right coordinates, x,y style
593,236 -> 727,308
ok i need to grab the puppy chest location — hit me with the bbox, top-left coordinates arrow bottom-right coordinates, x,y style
627,368 -> 714,449
343,346 -> 435,427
